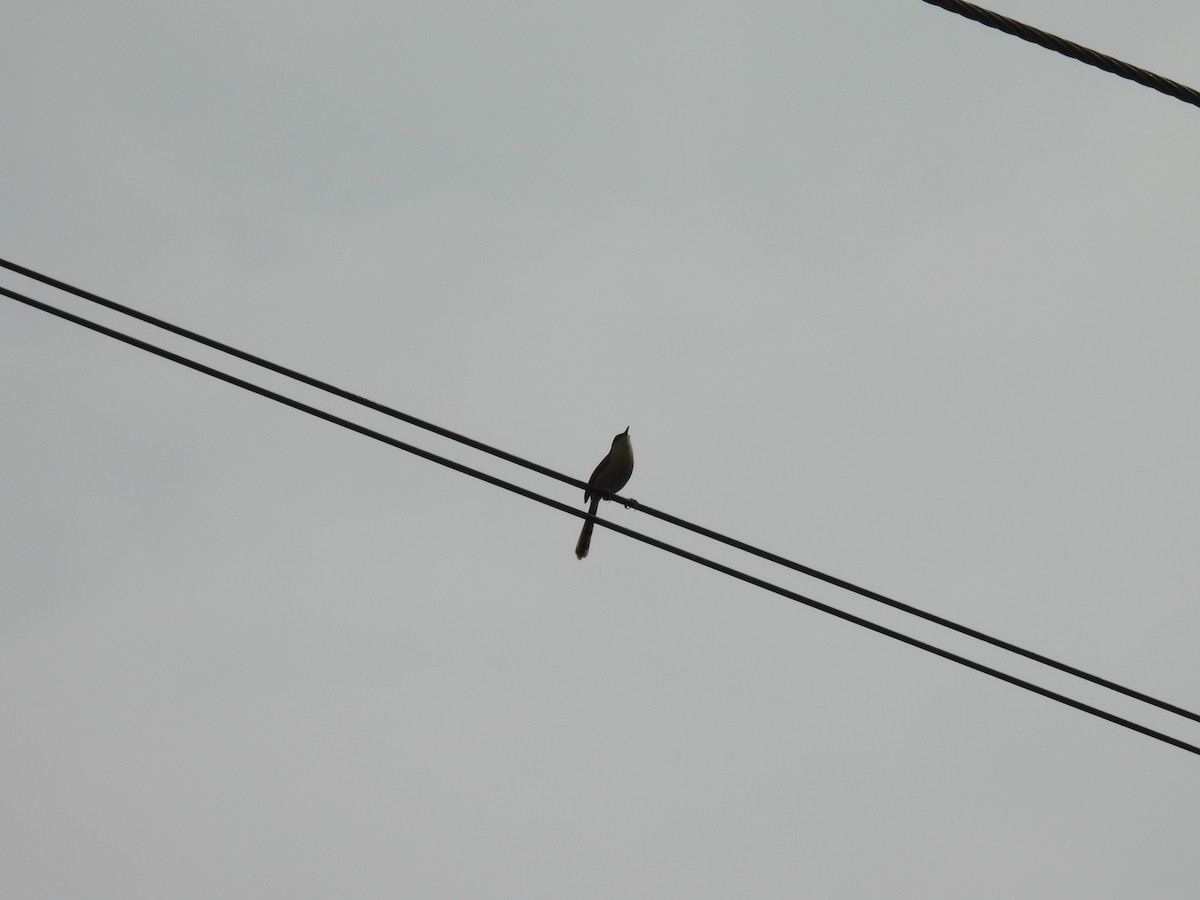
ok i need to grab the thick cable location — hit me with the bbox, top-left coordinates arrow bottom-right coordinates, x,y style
0,257 -> 575,489
4,284 -> 1200,758
921,0 -> 1200,109
3,256 -> 1198,728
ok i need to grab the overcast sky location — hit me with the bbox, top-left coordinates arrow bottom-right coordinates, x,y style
4,1 -> 1200,897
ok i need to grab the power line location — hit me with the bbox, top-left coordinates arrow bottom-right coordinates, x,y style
3,256 -> 1199,731
921,0 -> 1200,109
3,282 -> 1200,758
0,257 -> 570,489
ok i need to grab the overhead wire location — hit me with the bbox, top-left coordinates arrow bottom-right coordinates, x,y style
3,281 -> 1200,758
3,256 -> 1199,731
921,0 -> 1200,109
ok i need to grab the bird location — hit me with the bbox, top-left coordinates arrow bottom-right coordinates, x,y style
575,427 -> 634,560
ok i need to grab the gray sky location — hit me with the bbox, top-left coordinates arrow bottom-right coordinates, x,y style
4,1 -> 1200,896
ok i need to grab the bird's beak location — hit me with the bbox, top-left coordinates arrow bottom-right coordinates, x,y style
623,426 -> 630,435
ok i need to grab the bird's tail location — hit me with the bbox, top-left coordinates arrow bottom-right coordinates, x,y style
575,494 -> 601,560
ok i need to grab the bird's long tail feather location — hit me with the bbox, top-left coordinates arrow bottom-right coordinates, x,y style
575,494 -> 601,560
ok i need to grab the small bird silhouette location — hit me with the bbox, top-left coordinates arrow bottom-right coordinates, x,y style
575,427 -> 634,560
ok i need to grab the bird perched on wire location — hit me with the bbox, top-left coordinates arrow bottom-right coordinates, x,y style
575,427 -> 634,560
